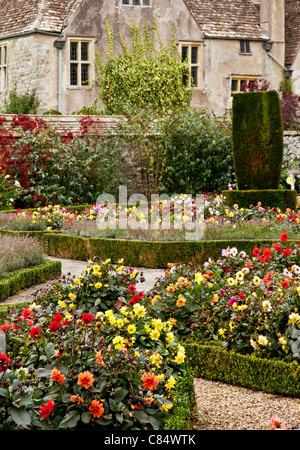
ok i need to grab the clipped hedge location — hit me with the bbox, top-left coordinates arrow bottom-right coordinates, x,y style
185,342 -> 300,398
222,189 -> 297,210
164,369 -> 196,430
0,229 -> 60,238
232,91 -> 283,190
42,233 -> 299,268
0,259 -> 61,301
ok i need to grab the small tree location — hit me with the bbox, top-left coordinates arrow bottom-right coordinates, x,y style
94,19 -> 192,115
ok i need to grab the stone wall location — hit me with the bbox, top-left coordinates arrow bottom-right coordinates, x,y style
1,114 -> 300,166
283,130 -> 300,167
0,34 -> 55,114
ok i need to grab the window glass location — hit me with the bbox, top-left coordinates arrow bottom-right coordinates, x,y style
240,40 -> 251,53
81,64 -> 89,86
191,67 -> 198,87
70,42 -> 78,61
231,79 -> 238,92
191,47 -> 198,64
180,43 -> 201,89
181,46 -> 188,62
0,45 -> 7,91
70,63 -> 78,85
81,42 -> 89,61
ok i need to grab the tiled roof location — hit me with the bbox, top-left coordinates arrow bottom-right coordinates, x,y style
285,0 -> 300,66
0,0 -> 81,38
183,0 -> 268,40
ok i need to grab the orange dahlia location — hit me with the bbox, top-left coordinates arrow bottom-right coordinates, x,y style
71,394 -> 84,404
141,372 -> 159,391
77,371 -> 94,389
50,367 -> 65,384
89,399 -> 104,418
96,350 -> 105,366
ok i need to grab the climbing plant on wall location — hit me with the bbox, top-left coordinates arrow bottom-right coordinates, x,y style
94,18 -> 192,115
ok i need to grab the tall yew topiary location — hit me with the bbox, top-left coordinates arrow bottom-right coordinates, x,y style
232,91 -> 283,190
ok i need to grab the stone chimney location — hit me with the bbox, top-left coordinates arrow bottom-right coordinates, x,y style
259,0 -> 285,44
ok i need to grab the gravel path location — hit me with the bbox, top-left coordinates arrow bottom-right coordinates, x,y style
193,378 -> 300,430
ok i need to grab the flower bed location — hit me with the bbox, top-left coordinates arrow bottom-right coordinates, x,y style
143,232 -> 300,361
0,260 -> 190,430
1,194 -> 300,241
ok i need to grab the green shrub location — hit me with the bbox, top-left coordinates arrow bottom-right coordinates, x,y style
1,116 -> 130,208
232,91 -> 283,190
42,233 -> 300,268
185,343 -> 300,398
0,259 -> 61,300
161,108 -> 233,196
1,85 -> 40,114
222,189 -> 297,210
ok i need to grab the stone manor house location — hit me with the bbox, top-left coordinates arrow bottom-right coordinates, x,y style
0,0 -> 299,115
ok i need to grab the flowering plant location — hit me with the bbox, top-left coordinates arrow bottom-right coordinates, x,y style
0,292 -> 185,429
0,204 -> 77,231
145,233 -> 300,361
35,258 -> 143,315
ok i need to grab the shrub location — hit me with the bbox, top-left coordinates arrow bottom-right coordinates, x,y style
222,189 -> 297,210
0,173 -> 20,210
161,108 -> 233,196
232,91 -> 283,190
1,85 -> 40,114
0,259 -> 61,301
0,115 -> 130,208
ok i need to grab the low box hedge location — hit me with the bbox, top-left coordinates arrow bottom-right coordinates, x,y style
222,189 -> 297,210
0,229 -> 60,238
184,341 -> 300,398
42,233 -> 299,268
0,259 -> 61,301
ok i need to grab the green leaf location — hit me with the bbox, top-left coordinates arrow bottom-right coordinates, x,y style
58,411 -> 81,429
8,407 -> 31,428
113,388 -> 128,403
81,411 -> 91,424
134,409 -> 151,423
35,367 -> 53,378
44,342 -> 56,360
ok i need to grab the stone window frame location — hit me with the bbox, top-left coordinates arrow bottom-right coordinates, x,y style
122,0 -> 151,6
230,75 -> 261,95
0,42 -> 8,91
179,42 -> 203,90
68,37 -> 94,89
239,40 -> 251,55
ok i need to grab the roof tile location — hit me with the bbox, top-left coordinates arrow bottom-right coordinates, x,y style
183,0 -> 267,40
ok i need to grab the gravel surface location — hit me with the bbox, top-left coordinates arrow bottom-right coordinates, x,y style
194,378 -> 300,430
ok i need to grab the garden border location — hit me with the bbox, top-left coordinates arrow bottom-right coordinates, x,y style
184,342 -> 300,398
0,259 -> 61,301
41,233 -> 299,268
